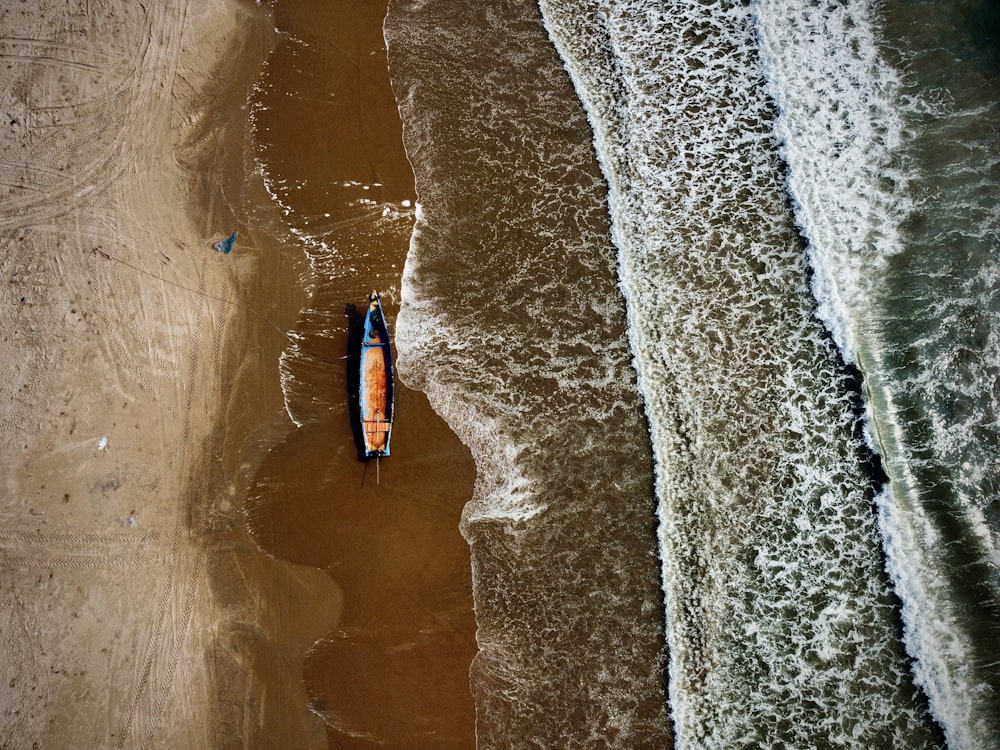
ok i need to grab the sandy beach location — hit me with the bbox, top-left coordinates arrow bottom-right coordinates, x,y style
1,0 -> 476,747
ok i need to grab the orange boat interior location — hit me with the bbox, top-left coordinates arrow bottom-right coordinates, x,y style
362,327 -> 391,454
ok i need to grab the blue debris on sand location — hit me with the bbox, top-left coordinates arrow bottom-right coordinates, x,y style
213,231 -> 236,255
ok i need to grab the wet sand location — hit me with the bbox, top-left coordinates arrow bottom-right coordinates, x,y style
0,0 -> 476,747
246,0 -> 478,746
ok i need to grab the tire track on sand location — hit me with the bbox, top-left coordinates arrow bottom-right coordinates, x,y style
181,256 -> 208,444
113,534 -> 206,748
0,2 -> 189,230
0,530 -> 159,545
88,242 -> 155,395
0,552 -> 165,569
141,547 -> 204,750
114,528 -> 181,749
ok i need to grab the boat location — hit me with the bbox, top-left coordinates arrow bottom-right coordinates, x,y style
358,291 -> 394,460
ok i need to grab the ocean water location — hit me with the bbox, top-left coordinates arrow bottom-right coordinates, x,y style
755,2 -> 1000,746
385,1 -> 671,746
385,0 -> 1000,748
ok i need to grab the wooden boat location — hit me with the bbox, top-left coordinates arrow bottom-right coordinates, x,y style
358,291 -> 394,459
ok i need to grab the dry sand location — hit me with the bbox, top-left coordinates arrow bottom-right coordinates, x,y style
0,0 -> 383,746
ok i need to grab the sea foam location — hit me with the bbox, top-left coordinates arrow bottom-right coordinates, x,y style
756,1 -> 1000,745
540,0 -> 941,746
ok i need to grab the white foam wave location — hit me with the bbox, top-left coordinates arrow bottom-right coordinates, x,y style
387,2 -> 683,739
396,218 -> 546,531
755,2 -> 1000,745
754,0 -> 910,365
540,0 -> 940,745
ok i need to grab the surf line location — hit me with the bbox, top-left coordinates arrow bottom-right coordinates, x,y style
89,246 -> 349,365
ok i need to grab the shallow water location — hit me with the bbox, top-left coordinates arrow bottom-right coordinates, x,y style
243,1 -> 477,747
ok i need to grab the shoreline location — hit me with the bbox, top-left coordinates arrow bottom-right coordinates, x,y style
1,0 -> 478,747
241,0 -> 479,746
